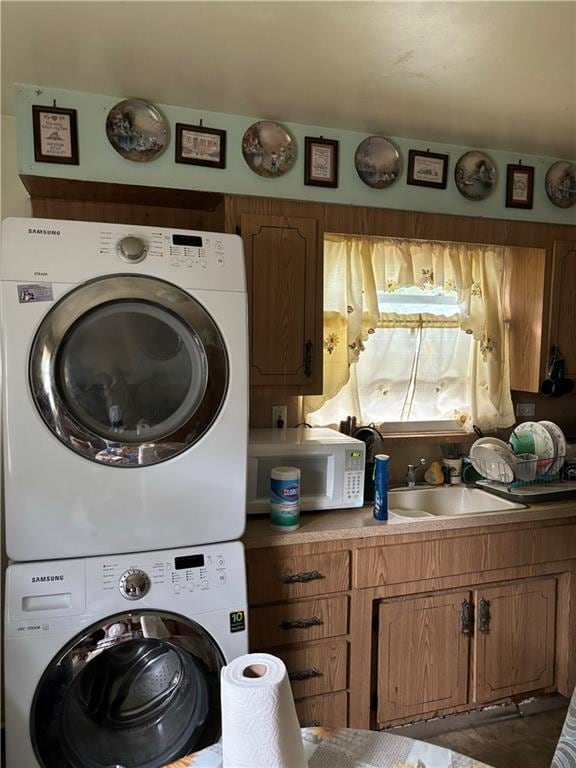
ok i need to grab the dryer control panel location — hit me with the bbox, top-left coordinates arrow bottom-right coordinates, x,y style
1,218 -> 246,293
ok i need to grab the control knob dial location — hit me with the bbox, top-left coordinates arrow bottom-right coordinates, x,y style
118,236 -> 147,263
119,568 -> 151,600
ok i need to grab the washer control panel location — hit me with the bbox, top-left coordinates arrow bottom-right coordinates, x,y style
118,568 -> 151,600
101,551 -> 229,598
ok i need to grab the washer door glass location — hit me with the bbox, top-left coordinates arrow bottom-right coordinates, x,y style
30,275 -> 229,466
31,611 -> 225,768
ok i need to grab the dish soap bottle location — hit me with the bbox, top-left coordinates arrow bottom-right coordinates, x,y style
424,461 -> 444,485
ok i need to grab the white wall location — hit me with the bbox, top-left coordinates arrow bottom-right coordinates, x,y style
2,113 -> 30,219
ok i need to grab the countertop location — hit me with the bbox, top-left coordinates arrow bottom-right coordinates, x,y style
242,497 -> 576,549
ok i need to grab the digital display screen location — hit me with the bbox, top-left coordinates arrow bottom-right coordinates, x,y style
174,554 -> 205,570
172,234 -> 203,247
350,450 -> 362,458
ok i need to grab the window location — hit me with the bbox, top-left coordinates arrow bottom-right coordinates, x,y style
304,235 -> 514,433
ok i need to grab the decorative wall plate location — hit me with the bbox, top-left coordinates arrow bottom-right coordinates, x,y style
545,161 -> 576,208
106,99 -> 168,162
354,136 -> 400,189
241,121 -> 295,177
454,151 -> 497,200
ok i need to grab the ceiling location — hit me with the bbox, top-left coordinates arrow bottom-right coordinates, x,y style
2,1 -> 575,158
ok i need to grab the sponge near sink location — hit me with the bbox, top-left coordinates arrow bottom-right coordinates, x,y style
424,461 -> 444,485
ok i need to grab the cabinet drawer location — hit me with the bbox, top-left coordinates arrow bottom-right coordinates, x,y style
295,691 -> 348,729
274,640 -> 348,699
250,595 -> 348,649
248,550 -> 350,605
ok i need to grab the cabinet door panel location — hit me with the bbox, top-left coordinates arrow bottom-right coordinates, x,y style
377,592 -> 470,724
548,241 -> 576,379
241,214 -> 321,391
473,578 -> 556,703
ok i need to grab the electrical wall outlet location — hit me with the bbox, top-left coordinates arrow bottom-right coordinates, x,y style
517,402 -> 536,418
272,405 -> 287,428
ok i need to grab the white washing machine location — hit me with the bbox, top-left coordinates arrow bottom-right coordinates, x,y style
4,540 -> 247,768
1,218 -> 248,561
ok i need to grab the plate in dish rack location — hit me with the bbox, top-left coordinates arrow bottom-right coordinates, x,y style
512,421 -> 555,475
539,420 -> 566,475
469,442 -> 515,483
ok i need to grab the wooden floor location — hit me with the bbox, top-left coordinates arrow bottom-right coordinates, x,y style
424,707 -> 567,768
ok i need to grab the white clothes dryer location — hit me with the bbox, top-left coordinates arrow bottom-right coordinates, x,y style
4,540 -> 247,768
1,218 -> 248,561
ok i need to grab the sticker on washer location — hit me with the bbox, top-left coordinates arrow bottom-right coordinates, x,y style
229,610 -> 246,633
18,283 -> 53,303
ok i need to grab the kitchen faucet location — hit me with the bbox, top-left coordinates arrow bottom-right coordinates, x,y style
406,458 -> 427,487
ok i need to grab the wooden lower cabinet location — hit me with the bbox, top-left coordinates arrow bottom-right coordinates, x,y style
473,578 -> 556,703
376,577 -> 558,726
377,591 -> 470,723
295,691 -> 348,729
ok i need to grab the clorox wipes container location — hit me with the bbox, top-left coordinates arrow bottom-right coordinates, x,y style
270,466 -> 301,531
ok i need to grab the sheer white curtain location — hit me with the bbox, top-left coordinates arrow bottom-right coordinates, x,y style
305,235 -> 515,432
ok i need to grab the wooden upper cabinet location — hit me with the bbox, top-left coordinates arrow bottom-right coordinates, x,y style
473,578 -> 556,703
240,214 -> 322,393
376,592 -> 470,724
547,241 -> 576,379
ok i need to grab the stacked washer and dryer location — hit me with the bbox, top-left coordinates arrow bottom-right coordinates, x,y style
1,218 -> 250,768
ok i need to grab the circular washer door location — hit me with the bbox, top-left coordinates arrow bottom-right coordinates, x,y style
31,611 -> 225,768
30,275 -> 229,466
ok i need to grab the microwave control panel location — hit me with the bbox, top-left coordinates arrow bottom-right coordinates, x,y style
344,449 -> 365,505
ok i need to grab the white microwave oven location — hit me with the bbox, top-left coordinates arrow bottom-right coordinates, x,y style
247,427 -> 366,514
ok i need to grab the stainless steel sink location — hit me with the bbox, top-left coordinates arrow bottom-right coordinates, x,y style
388,486 -> 525,519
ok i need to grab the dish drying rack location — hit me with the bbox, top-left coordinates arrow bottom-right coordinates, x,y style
473,454 -> 576,503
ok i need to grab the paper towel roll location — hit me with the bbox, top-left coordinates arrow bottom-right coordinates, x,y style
221,653 -> 307,768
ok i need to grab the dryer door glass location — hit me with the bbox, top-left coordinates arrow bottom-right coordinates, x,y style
31,611 -> 225,768
30,275 -> 229,466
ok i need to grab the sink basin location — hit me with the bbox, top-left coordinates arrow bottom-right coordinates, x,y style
388,486 -> 525,518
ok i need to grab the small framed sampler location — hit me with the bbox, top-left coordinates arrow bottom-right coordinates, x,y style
32,105 -> 79,165
175,123 -> 226,168
304,136 -> 339,188
506,163 -> 534,209
407,149 -> 449,189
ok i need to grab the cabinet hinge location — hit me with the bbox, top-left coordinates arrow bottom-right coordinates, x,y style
235,225 -> 241,236
371,692 -> 378,712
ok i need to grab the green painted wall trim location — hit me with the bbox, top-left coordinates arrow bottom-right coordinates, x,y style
15,83 -> 576,226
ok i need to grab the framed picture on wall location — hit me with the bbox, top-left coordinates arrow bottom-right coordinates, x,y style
304,136 -> 339,188
506,163 -> 534,209
175,123 -> 227,168
32,105 -> 79,165
407,149 -> 449,189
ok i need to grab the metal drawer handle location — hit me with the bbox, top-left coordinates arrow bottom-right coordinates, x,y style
289,666 -> 322,681
282,570 -> 324,584
479,598 -> 491,634
460,599 -> 473,636
301,719 -> 321,728
304,340 -> 313,378
281,616 -> 323,630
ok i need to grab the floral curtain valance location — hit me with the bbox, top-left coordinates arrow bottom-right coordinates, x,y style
308,234 -> 514,431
